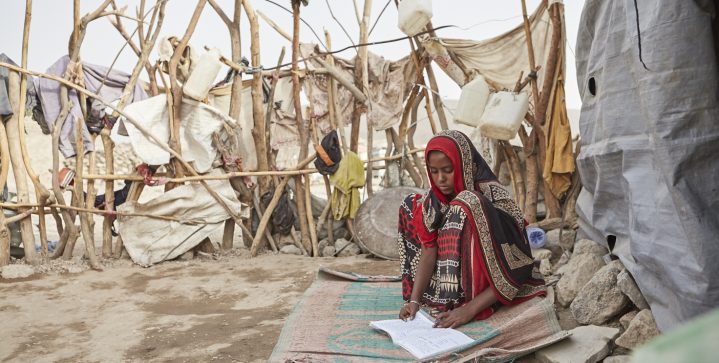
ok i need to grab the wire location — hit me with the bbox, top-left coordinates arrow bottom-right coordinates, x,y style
265,0 -> 327,51
324,0 -> 358,55
368,0 -> 393,37
262,24 -> 455,71
455,15 -> 523,31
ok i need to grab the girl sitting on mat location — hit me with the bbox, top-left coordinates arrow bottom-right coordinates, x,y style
398,130 -> 545,328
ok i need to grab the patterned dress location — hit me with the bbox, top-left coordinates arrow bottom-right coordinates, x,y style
398,130 -> 545,320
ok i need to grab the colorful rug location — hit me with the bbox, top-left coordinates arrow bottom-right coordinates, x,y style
270,270 -> 569,362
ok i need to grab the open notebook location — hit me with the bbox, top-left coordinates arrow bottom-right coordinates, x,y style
370,310 -> 476,360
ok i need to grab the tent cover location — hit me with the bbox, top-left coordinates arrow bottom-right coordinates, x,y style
575,0 -> 719,331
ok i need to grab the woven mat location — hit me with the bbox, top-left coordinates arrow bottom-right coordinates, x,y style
270,270 -> 569,362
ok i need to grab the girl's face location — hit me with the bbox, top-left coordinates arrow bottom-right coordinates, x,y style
427,151 -> 455,197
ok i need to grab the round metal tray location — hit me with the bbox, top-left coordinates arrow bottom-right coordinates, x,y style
354,186 -> 423,260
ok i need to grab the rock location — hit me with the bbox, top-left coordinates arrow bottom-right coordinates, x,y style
196,251 -> 215,260
280,245 -> 302,255
619,310 -> 639,330
334,238 -> 350,250
322,246 -> 336,257
532,248 -> 553,260
603,356 -> 631,363
178,250 -> 194,261
322,246 -> 337,257
539,258 -> 552,276
318,239 -> 330,252
67,265 -> 84,274
553,251 -> 572,273
556,253 -> 606,306
334,238 -> 361,257
546,229 -> 577,251
617,270 -> 650,310
570,260 -> 629,325
573,239 -> 609,257
0,264 -> 35,279
535,325 -> 620,363
615,309 -> 660,349
274,233 -> 296,248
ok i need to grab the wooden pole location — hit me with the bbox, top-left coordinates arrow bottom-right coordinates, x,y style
537,3 -> 564,218
520,0 -> 543,223
167,0 -> 207,186
358,0 -> 373,196
409,94 -> 429,187
243,0 -> 271,193
324,30 -> 348,152
84,135 -> 98,249
422,43 -> 449,130
73,112 -> 101,269
250,153 -> 316,256
6,71 -> 37,264
103,0 -> 167,257
62,0 -> 110,266
251,192 -> 279,253
50,92 -> 79,259
291,0 -> 311,253
0,73 -> 14,265
304,173 -> 319,256
16,0 -> 51,256
264,47 -> 286,162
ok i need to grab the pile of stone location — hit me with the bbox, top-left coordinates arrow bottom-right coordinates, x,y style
275,229 -> 364,258
529,218 -> 660,363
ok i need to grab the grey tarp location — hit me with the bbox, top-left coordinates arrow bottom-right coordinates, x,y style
0,53 -> 38,120
575,0 -> 719,331
34,56 -> 148,157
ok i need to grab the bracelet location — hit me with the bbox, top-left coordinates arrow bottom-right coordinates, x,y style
408,300 -> 421,306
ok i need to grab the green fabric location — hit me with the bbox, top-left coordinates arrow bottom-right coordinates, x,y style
631,309 -> 719,363
329,151 -> 365,220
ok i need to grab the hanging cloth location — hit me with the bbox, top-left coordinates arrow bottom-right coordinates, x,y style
329,151 -> 365,220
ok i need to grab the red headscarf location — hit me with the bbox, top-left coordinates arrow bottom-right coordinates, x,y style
424,136 -> 468,204
414,131 -> 498,245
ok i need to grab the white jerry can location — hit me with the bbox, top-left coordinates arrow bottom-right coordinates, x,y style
478,91 -> 530,141
398,0 -> 433,37
454,75 -> 491,127
183,48 -> 222,101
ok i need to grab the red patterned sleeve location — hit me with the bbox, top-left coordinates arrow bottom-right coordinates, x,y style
410,195 -> 438,248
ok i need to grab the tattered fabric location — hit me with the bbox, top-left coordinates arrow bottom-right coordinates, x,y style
329,151 -> 365,220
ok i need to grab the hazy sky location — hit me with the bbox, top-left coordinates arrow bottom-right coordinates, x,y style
1,0 -> 585,108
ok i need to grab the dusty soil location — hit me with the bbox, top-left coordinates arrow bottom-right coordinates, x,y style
0,251 -> 398,362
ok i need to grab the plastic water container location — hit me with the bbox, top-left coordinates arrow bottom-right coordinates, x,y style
183,48 -> 222,101
398,0 -> 433,37
478,91 -> 529,141
526,227 -> 546,249
454,75 -> 491,127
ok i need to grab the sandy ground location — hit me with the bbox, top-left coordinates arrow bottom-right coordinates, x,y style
0,114 -> 579,362
1,120 -> 404,362
0,252 -> 399,362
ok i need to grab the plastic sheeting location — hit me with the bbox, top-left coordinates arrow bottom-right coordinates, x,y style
114,94 -> 228,173
575,0 -> 719,331
119,179 -> 247,267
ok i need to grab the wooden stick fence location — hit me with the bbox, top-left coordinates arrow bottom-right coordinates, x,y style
0,0 -> 579,268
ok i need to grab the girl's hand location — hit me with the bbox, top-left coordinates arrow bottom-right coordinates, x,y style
433,305 -> 474,328
399,302 -> 420,321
